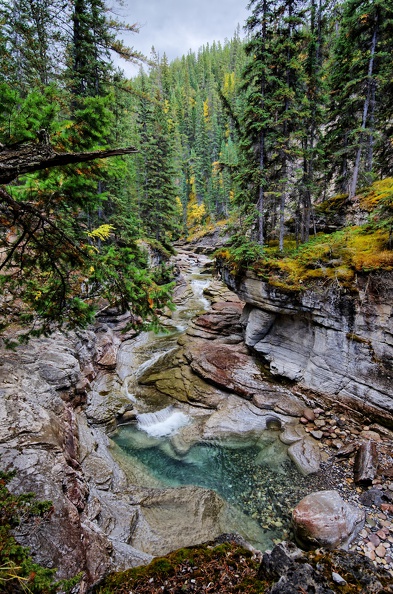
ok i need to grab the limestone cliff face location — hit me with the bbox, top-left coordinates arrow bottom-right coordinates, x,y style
220,268 -> 393,426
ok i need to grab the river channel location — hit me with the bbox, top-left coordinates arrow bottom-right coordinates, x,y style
111,251 -> 326,551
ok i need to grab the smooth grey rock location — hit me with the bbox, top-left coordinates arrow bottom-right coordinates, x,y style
244,306 -> 276,346
128,486 -> 226,557
38,350 -> 80,389
201,396 -> 293,440
310,430 -> 323,440
292,490 -> 365,550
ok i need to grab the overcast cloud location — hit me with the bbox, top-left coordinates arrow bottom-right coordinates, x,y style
115,0 -> 249,75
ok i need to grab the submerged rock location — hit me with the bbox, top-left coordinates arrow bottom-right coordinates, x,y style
128,486 -> 227,557
292,490 -> 365,550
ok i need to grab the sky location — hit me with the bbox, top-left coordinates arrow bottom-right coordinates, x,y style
115,0 -> 249,76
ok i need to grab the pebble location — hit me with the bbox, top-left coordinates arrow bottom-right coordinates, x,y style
314,419 -> 326,428
313,408 -> 325,415
364,550 -> 376,561
302,408 -> 315,422
368,533 -> 380,546
376,529 -> 387,539
360,529 -> 368,538
375,544 -> 386,558
360,430 -> 381,441
332,572 -> 347,585
310,430 -> 323,440
365,541 -> 375,551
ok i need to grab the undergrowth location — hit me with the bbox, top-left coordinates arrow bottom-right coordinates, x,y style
91,542 -> 266,594
216,179 -> 393,292
185,218 -> 228,243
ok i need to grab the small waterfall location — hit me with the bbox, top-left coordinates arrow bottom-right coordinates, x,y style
190,277 -> 211,309
137,405 -> 190,438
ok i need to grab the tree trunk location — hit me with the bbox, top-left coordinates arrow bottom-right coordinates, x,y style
257,0 -> 268,248
349,23 -> 378,199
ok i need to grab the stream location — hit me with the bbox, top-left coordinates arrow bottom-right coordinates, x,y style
111,251 -> 324,551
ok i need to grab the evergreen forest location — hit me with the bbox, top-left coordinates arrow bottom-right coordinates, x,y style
0,0 -> 392,341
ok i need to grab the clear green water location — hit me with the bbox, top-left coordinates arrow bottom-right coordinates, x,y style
113,423 -> 323,548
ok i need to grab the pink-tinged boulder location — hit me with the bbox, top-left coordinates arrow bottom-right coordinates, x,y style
292,490 -> 365,550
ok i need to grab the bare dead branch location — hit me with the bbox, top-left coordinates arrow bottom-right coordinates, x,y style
0,139 -> 137,184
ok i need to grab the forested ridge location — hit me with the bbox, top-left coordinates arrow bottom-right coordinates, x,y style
0,0 -> 392,341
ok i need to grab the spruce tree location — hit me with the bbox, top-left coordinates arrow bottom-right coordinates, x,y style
324,0 -> 393,196
136,74 -> 180,245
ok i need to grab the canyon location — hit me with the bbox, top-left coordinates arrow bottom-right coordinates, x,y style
0,246 -> 392,592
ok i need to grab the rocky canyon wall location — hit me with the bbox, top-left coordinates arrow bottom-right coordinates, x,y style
220,268 -> 393,426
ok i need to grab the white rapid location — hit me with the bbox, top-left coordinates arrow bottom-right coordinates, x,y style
136,405 -> 190,438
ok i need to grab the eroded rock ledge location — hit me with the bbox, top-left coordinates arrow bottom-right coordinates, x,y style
219,267 -> 393,426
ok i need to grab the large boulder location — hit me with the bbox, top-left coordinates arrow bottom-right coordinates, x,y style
292,490 -> 365,550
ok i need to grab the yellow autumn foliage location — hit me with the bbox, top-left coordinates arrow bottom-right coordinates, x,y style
187,200 -> 206,227
87,224 -> 115,241
203,99 -> 209,122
